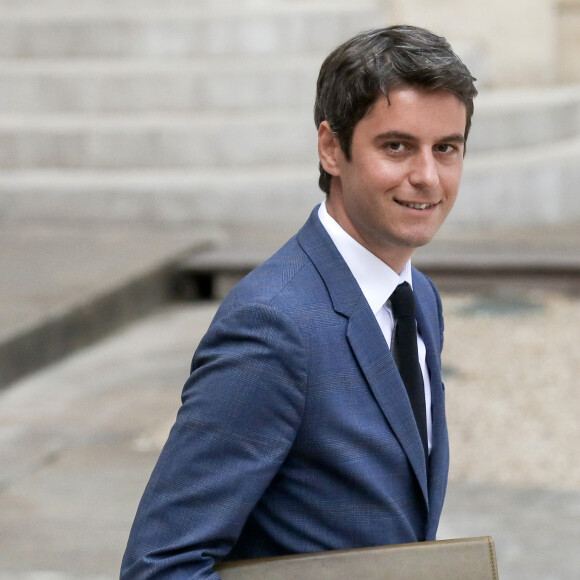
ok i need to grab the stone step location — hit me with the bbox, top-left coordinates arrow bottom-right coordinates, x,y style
2,85 -> 580,169
178,224 -> 580,300
0,84 -> 580,161
0,0 -> 276,8
0,1 -> 384,58
0,111 -> 316,169
0,166 -> 322,227
452,134 -> 580,227
0,219 -> 220,388
469,86 -> 580,152
0,57 -> 320,113
2,135 -> 580,227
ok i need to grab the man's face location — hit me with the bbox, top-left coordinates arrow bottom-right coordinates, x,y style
320,86 -> 467,272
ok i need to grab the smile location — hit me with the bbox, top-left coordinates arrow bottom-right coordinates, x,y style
397,201 -> 436,210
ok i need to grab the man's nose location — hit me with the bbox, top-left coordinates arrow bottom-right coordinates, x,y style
409,149 -> 440,189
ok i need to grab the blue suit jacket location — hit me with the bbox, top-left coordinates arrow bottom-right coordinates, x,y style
121,207 -> 448,579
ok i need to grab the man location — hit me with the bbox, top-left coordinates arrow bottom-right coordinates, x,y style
121,25 -> 477,579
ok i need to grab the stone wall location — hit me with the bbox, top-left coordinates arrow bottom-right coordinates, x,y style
310,0 -> 580,88
557,0 -> 580,82
387,0 -> 557,88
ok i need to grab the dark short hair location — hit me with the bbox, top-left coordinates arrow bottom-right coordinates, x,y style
314,25 -> 478,194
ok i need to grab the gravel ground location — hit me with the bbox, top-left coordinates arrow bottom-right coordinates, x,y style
441,288 -> 580,491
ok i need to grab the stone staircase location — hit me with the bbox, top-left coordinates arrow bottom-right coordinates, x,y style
0,0 -> 386,231
0,0 -> 579,231
457,85 -> 580,228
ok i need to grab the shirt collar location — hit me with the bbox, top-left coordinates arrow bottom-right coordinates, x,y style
318,201 -> 413,315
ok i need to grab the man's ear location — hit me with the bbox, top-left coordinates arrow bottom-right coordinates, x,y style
317,121 -> 342,177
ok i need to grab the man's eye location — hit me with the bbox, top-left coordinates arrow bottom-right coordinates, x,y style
436,144 -> 455,153
386,142 -> 405,152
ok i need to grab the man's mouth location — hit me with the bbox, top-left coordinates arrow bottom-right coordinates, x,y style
396,201 -> 437,210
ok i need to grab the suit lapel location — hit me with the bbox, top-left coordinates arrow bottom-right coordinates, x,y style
297,208 -> 429,504
346,304 -> 429,504
413,276 -> 449,527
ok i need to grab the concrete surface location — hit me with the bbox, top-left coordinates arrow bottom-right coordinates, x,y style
0,220 -> 220,387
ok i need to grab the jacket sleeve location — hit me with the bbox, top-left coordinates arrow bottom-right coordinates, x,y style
120,302 -> 308,579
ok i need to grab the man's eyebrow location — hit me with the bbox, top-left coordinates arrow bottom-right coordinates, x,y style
373,131 -> 465,144
439,133 -> 466,144
373,131 -> 417,143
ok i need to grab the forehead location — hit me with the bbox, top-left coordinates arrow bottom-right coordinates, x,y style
359,87 -> 467,137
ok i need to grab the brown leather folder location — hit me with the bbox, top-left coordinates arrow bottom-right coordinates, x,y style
216,536 -> 499,580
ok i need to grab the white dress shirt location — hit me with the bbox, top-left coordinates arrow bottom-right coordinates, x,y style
318,201 -> 432,452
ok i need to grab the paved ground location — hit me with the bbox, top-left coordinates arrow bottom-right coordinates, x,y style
2,218 -> 580,579
2,295 -> 580,579
0,220 -> 222,386
440,290 -> 580,579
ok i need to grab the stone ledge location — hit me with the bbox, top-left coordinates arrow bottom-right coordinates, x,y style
0,222 -> 220,389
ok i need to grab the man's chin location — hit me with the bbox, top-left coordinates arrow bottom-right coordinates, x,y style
397,231 -> 438,251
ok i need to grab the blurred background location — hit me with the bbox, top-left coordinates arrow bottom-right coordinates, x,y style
1,0 -> 580,578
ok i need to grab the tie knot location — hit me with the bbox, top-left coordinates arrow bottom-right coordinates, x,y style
390,281 -> 415,319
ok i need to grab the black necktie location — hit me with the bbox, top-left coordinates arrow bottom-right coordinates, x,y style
390,282 -> 428,459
